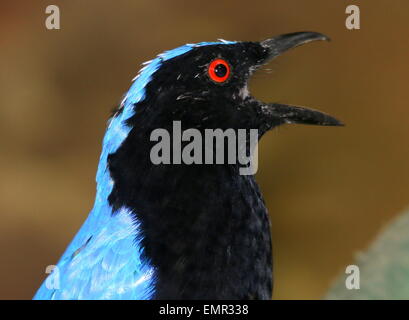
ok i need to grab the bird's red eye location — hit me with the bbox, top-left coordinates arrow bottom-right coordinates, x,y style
208,59 -> 230,83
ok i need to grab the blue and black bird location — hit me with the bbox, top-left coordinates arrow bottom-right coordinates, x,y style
34,32 -> 342,300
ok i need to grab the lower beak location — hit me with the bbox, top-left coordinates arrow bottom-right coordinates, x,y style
263,103 -> 343,127
259,32 -> 343,127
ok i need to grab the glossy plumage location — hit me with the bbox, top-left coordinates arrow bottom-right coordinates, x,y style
34,33 -> 340,300
34,41 -> 236,300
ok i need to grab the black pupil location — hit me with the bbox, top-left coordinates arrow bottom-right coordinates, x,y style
214,63 -> 227,77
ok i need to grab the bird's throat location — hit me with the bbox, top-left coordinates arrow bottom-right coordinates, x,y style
107,126 -> 273,299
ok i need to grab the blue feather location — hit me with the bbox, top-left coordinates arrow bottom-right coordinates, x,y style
33,40 -> 236,300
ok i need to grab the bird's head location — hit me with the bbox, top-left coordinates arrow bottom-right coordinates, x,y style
103,32 -> 343,202
120,31 -> 342,136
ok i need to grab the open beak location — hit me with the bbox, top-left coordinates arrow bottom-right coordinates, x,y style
259,32 -> 343,127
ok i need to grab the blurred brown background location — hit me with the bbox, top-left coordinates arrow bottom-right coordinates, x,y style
1,0 -> 408,299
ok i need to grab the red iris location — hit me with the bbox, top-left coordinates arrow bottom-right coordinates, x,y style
208,59 -> 230,83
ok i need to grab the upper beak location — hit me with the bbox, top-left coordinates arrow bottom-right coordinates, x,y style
259,32 -> 343,127
261,31 -> 330,62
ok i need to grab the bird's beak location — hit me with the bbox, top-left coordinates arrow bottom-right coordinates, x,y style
261,103 -> 343,127
261,31 -> 330,61
258,32 -> 343,127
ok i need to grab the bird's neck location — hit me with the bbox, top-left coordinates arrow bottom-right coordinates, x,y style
105,124 -> 272,299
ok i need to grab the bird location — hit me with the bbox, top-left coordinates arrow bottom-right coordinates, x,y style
34,32 -> 342,300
